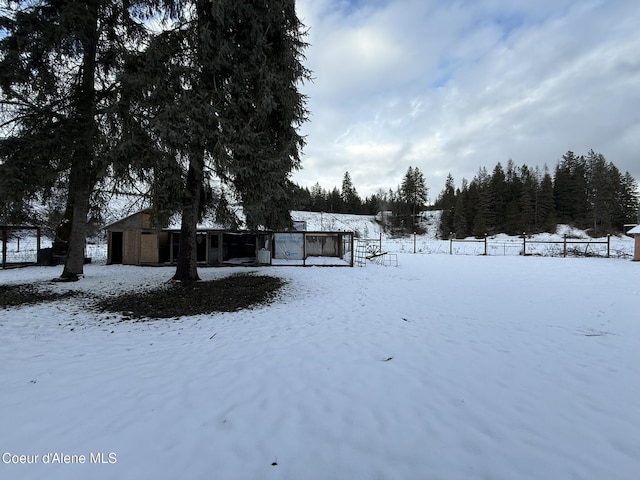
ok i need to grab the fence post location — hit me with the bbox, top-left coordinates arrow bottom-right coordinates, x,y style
449,236 -> 453,255
413,232 -> 416,254
522,233 -> 526,256
607,234 -> 611,258
303,232 -> 307,267
563,234 -> 567,257
350,233 -> 355,267
1,227 -> 6,268
484,234 -> 488,256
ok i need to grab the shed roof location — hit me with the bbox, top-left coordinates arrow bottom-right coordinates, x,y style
103,208 -> 153,230
628,225 -> 640,235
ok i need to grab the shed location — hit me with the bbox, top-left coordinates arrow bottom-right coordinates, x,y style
628,225 -> 640,261
105,210 -> 354,266
104,209 -> 167,265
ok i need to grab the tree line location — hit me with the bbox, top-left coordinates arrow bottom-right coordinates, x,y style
0,0 -> 309,281
292,167 -> 430,232
436,151 -> 638,238
292,151 -> 639,237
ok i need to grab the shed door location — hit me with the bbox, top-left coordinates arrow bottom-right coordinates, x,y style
110,232 -> 123,264
123,230 -> 139,265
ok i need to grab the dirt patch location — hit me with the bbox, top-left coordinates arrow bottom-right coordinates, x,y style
96,273 -> 286,319
0,283 -> 79,308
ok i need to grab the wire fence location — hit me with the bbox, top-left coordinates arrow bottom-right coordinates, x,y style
1,226 -> 41,267
448,234 -> 616,258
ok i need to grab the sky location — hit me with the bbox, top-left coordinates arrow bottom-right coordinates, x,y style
291,0 -> 640,199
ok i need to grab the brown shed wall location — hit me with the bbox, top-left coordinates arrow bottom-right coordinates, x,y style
634,235 -> 640,261
123,230 -> 140,265
140,233 -> 159,264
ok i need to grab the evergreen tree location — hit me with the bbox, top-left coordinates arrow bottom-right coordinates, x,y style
309,182 -> 328,212
290,184 -> 312,211
585,150 -> 617,234
214,190 -> 240,230
517,164 -> 537,234
131,0 -> 310,280
0,0 -> 156,280
503,160 -> 523,234
470,167 -> 490,237
362,193 -> 381,215
437,173 -> 456,238
341,171 -> 361,213
400,166 -> 428,228
554,151 -> 588,226
327,187 -> 342,213
537,166 -> 556,232
453,186 -> 469,237
221,0 -> 310,231
488,162 -> 506,232
617,172 -> 639,229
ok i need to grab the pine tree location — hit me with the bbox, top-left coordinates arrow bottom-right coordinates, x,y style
617,172 -> 639,229
554,151 -> 588,227
518,165 -> 537,234
310,182 -> 328,212
221,0 -> 310,231
131,0 -> 310,280
537,166 -> 556,232
453,186 -> 468,237
488,163 -> 506,232
326,187 -> 341,213
0,0 -> 156,280
400,166 -> 428,228
469,167 -> 490,237
341,171 -> 361,213
214,191 -> 240,230
503,160 -> 523,234
437,173 -> 456,238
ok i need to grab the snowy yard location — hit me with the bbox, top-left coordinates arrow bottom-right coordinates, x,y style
1,254 -> 639,480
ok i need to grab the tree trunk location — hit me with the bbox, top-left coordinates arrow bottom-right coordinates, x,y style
172,151 -> 204,281
58,166 -> 92,281
57,0 -> 98,282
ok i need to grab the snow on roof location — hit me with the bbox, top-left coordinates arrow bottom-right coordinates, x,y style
291,210 -> 382,237
628,225 -> 640,235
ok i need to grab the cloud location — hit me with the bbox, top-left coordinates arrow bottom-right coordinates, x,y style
294,0 -> 640,198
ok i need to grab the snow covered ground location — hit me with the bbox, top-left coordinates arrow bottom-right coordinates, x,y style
1,251 -> 639,480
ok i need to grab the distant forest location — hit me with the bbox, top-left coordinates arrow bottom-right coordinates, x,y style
292,150 -> 639,237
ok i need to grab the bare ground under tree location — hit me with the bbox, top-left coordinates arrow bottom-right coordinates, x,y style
1,273 -> 285,320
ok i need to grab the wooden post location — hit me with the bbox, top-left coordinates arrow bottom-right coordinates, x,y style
303,232 -> 307,267
350,233 -> 354,267
522,233 -> 526,256
1,227 -> 6,267
563,234 -> 567,257
606,234 -> 611,258
413,232 -> 416,254
484,234 -> 488,256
